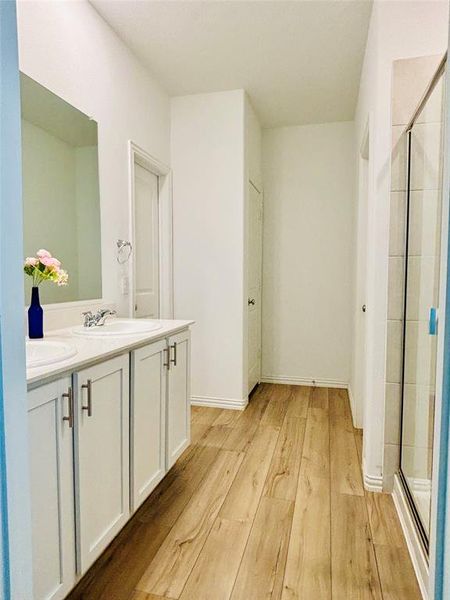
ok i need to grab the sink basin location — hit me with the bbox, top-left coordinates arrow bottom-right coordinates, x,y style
72,319 -> 163,337
26,340 -> 77,369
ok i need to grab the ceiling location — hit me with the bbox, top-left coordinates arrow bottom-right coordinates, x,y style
91,0 -> 373,128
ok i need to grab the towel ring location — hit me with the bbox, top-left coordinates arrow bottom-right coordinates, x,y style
117,239 -> 132,264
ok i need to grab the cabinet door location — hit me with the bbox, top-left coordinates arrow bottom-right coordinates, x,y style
75,354 -> 129,574
167,330 -> 191,469
131,340 -> 167,511
28,377 -> 76,600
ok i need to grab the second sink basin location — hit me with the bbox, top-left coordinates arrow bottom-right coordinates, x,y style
72,318 -> 163,337
27,340 -> 77,369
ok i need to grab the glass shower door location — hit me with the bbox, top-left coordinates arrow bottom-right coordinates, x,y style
400,69 -> 445,547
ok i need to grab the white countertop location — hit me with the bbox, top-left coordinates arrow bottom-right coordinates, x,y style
27,319 -> 194,387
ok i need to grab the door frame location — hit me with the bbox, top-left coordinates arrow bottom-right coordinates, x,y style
127,141 -> 173,319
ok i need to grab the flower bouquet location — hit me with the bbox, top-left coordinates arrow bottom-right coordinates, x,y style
24,249 -> 68,338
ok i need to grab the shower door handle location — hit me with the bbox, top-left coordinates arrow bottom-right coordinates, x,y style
429,307 -> 438,336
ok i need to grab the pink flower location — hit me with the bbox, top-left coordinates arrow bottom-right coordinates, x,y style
40,256 -> 61,269
37,249 -> 52,259
24,249 -> 68,287
57,269 -> 68,286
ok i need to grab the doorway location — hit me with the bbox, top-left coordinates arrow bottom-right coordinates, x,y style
133,162 -> 160,318
128,142 -> 173,320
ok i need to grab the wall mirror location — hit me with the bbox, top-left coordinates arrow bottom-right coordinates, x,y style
21,73 -> 102,304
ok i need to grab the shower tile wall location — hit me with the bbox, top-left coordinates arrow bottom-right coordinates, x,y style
384,55 -> 442,491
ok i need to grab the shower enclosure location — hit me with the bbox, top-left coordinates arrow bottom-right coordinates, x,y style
399,59 -> 446,552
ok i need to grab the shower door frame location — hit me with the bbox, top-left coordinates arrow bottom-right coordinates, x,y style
431,50 -> 450,600
398,56 -> 447,558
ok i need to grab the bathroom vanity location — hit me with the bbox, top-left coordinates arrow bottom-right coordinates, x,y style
18,69 -> 190,599
26,319 -> 193,600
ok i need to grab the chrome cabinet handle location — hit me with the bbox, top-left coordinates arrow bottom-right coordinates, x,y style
248,298 -> 256,306
170,342 -> 177,367
164,347 -> 170,370
81,379 -> 92,417
62,387 -> 74,428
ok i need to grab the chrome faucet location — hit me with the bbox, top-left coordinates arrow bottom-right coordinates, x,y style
82,309 -> 117,327
82,311 -> 97,327
96,309 -> 117,326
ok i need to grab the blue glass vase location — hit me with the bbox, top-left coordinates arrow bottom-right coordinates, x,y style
28,286 -> 43,339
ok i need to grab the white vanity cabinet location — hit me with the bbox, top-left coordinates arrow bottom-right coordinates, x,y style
74,354 -> 130,574
27,323 -> 191,598
28,377 -> 76,600
130,330 -> 191,509
131,339 -> 167,511
166,330 -> 191,469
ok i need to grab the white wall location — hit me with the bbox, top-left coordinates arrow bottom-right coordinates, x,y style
171,90 -> 247,406
262,122 -> 355,387
353,0 -> 449,486
17,0 -> 170,325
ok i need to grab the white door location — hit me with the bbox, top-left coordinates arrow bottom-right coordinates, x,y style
351,128 -> 369,429
248,182 -> 263,394
134,162 -> 160,318
75,355 -> 130,574
167,330 -> 191,469
131,340 -> 167,512
28,377 -> 76,600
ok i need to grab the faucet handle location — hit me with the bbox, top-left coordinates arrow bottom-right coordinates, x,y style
82,311 -> 94,327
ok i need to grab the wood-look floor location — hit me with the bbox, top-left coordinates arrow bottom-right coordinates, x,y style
67,384 -> 421,600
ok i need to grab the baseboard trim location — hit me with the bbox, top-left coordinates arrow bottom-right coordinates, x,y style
191,395 -> 248,411
363,470 -> 383,493
260,375 -> 348,388
392,474 -> 428,600
347,385 -> 363,429
347,383 -> 354,405
410,477 -> 432,494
